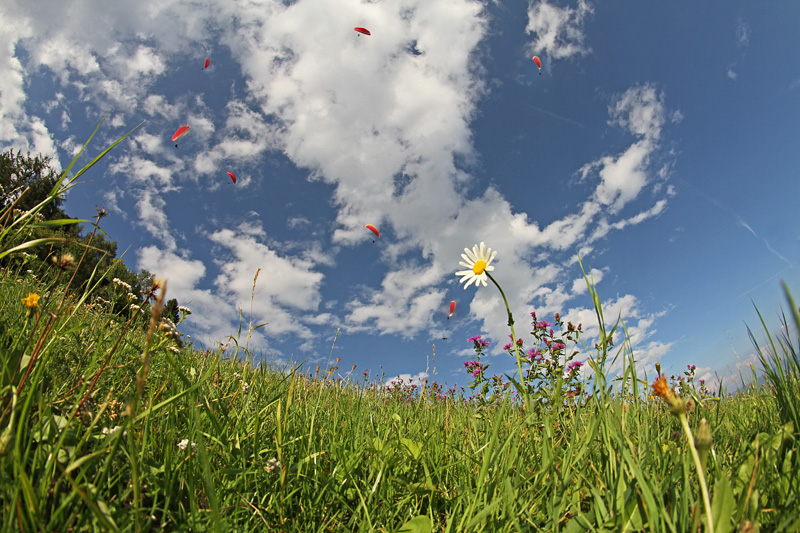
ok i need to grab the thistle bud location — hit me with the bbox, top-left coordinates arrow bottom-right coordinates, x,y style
696,418 -> 712,471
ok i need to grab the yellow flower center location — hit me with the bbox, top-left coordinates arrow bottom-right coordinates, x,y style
472,260 -> 487,275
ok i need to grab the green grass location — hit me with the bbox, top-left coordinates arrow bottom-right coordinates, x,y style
1,264 -> 799,532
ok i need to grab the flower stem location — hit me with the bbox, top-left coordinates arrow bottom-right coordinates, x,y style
485,272 -> 526,401
679,412 -> 713,533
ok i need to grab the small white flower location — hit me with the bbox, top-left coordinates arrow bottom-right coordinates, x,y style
265,458 -> 281,474
178,439 -> 197,452
178,306 -> 192,315
168,346 -> 180,354
455,242 -> 497,289
130,304 -> 140,311
241,382 -> 251,394
102,426 -> 127,437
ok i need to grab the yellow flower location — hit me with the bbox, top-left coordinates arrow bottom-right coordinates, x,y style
455,242 -> 497,289
21,293 -> 40,310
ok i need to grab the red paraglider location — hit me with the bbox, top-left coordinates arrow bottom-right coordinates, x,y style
365,224 -> 380,242
203,57 -> 210,70
227,171 -> 236,184
448,300 -> 456,319
532,56 -> 542,75
171,125 -> 190,148
354,27 -> 371,36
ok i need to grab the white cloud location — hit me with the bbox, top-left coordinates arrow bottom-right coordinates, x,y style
570,267 -> 603,294
525,0 -> 593,60
208,227 -> 327,340
386,371 -> 429,388
735,16 -> 750,48
607,84 -> 665,142
579,84 -> 668,214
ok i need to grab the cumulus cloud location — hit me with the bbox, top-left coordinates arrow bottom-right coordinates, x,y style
525,0 -> 593,60
579,84 -> 667,214
208,227 -> 327,340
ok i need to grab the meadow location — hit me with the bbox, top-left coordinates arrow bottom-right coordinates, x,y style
1,130 -> 799,532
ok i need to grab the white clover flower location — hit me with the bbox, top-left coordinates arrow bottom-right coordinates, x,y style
102,426 -> 127,437
265,458 -> 281,474
455,242 -> 497,289
178,439 -> 196,452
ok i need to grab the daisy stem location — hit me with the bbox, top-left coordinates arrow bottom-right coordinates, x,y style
485,272 -> 527,402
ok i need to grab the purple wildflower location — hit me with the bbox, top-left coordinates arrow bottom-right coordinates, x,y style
567,361 -> 584,373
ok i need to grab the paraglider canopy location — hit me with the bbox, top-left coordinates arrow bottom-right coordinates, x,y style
203,57 -> 210,70
171,125 -> 190,147
365,224 -> 380,242
532,56 -> 542,75
448,300 -> 456,319
354,27 -> 371,36
227,171 -> 236,184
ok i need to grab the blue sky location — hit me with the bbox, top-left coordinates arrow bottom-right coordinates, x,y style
2,0 -> 798,390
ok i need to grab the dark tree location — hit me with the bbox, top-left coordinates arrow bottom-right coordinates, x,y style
0,149 -> 75,225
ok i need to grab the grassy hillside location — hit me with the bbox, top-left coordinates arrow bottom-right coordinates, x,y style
1,260 -> 798,531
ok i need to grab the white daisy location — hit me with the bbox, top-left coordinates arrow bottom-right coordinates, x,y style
455,242 -> 497,289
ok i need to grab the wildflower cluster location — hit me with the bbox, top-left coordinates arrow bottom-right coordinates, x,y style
159,318 -> 184,348
111,278 -> 132,292
516,312 -> 585,405
664,364 -> 714,399
232,372 -> 251,394
384,377 -> 418,405
462,336 -> 509,406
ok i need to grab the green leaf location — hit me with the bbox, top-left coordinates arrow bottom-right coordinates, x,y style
400,437 -> 422,461
711,476 -> 735,533
397,515 -> 432,533
0,237 -> 69,260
